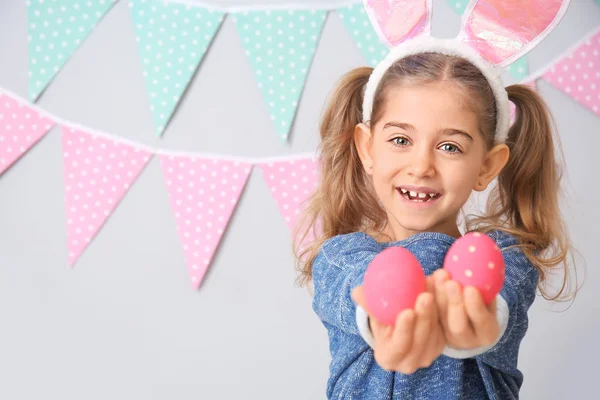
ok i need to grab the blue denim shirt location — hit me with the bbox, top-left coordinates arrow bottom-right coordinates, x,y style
312,231 -> 538,399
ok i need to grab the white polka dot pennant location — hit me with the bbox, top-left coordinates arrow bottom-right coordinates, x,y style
232,9 -> 327,143
61,125 -> 153,266
0,93 -> 55,176
543,29 -> 600,117
159,154 -> 252,289
257,156 -> 318,232
26,0 -> 118,101
336,4 -> 389,67
508,56 -> 530,82
130,0 -> 225,136
446,0 -> 468,15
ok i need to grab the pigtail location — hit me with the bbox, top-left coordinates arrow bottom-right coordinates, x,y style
293,67 -> 385,287
471,84 -> 579,301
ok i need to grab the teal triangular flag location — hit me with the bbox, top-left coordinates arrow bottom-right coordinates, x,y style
27,0 -> 117,101
337,4 -> 389,67
130,0 -> 224,136
508,56 -> 529,82
233,10 -> 327,143
447,0 -> 468,14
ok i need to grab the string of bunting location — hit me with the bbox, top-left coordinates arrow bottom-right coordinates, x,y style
4,0 -> 599,289
0,87 -> 319,288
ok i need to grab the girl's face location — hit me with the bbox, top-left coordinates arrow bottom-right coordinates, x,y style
355,81 -> 508,241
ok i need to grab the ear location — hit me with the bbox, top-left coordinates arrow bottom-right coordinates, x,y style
475,144 -> 510,191
354,122 -> 374,176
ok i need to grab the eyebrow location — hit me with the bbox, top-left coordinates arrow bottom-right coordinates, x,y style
382,121 -> 474,142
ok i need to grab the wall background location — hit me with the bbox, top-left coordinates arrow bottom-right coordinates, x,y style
0,1 -> 598,399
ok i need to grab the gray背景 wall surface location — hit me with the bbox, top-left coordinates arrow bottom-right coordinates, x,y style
0,0 -> 598,399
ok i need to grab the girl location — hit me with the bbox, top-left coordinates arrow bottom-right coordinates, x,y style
293,38 -> 576,399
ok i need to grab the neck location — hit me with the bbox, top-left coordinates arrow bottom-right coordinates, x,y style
377,218 -> 462,243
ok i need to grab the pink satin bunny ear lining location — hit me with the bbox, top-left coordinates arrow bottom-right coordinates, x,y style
459,0 -> 570,68
363,0 -> 432,48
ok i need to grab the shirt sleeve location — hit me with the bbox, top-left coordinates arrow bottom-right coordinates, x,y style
450,232 -> 539,377
311,234 -> 380,336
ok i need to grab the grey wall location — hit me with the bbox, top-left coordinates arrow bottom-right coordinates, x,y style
0,1 -> 598,399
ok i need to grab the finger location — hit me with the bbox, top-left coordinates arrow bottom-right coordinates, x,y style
351,286 -> 366,310
400,293 -> 433,367
445,281 -> 475,343
464,287 -> 499,345
389,308 -> 416,356
434,270 -> 450,328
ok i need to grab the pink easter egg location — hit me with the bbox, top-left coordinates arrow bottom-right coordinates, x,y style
443,232 -> 505,304
363,247 -> 426,325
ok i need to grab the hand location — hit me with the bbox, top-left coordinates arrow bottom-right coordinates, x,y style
351,276 -> 446,374
432,269 -> 500,350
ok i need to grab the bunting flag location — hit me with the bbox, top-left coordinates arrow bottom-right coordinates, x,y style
27,0 -> 118,101
337,4 -> 389,67
0,93 -> 55,175
543,29 -> 600,116
130,0 -> 225,136
258,156 -> 318,232
159,154 -> 252,288
508,56 -> 530,82
446,0 -> 468,15
232,10 -> 327,143
61,126 -> 153,265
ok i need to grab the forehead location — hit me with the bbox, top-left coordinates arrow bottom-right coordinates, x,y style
377,81 -> 480,134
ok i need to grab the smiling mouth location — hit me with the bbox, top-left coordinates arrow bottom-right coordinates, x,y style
397,188 -> 441,203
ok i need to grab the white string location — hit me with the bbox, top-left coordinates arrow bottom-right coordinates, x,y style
518,25 -> 600,84
0,87 -> 317,163
126,0 -> 361,12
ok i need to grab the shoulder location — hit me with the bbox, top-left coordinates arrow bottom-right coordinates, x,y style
318,232 -> 383,269
486,230 -> 539,292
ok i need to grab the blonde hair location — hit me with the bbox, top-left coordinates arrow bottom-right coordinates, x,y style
294,53 -> 579,302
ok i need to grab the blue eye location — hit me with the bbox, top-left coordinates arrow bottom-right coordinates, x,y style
391,137 -> 410,146
439,143 -> 461,154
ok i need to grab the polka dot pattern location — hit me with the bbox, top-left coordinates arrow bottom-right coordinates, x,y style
258,157 -> 318,231
508,56 -> 529,82
543,31 -> 600,116
26,0 -> 117,100
159,155 -> 252,289
0,93 -> 55,175
446,0 -> 468,15
336,4 -> 388,67
62,126 -> 153,266
130,0 -> 225,136
232,10 -> 326,142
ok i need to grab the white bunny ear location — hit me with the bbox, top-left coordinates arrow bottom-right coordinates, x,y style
458,0 -> 570,68
363,0 -> 433,48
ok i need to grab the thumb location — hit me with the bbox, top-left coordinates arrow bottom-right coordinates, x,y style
351,285 -> 368,310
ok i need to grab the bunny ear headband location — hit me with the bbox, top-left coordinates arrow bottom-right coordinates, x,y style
362,0 -> 570,144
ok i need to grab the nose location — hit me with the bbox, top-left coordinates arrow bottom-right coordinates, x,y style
407,147 -> 436,179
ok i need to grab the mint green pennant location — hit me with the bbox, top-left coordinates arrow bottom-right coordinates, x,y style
130,0 -> 224,136
508,56 -> 529,82
337,4 -> 389,67
27,0 -> 117,101
232,10 -> 326,143
446,0 -> 469,14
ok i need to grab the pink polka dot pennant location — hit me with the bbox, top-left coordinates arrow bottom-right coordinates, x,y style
61,126 -> 153,266
257,156 -> 318,232
543,30 -> 600,116
0,93 -> 55,176
159,154 -> 253,289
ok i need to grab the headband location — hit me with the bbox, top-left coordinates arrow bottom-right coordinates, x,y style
361,0 -> 570,144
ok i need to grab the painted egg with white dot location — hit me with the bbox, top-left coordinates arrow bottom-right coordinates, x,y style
443,232 -> 505,304
364,247 -> 426,325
